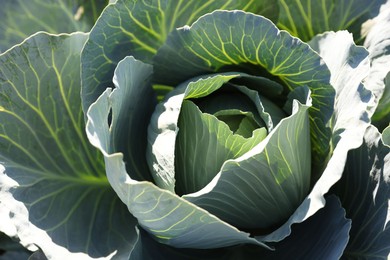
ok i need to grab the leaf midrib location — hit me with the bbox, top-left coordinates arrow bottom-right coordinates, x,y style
4,161 -> 109,187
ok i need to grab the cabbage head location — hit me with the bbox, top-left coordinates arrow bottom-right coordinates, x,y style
0,0 -> 389,259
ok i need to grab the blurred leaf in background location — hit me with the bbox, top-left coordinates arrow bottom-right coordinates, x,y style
0,0 -> 112,52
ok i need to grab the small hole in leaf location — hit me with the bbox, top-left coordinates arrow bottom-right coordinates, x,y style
107,108 -> 113,128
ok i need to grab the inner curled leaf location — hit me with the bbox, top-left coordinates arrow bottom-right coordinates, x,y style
214,110 -> 260,138
174,79 -> 287,195
174,99 -> 268,195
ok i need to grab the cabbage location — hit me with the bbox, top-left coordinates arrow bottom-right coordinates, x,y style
0,0 -> 389,259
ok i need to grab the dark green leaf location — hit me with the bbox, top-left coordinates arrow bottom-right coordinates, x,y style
0,32 -> 136,258
0,0 -> 109,52
334,125 -> 390,259
77,0 -> 112,25
129,227 -> 233,260
233,196 -> 351,260
0,232 -> 28,254
28,250 -> 48,260
276,0 -> 385,42
372,72 -> 390,132
0,249 -> 31,260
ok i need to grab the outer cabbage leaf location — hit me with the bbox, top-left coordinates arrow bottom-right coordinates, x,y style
86,56 -> 268,249
81,0 -> 278,112
0,250 -> 31,260
254,28 -> 371,243
0,232 -> 31,259
129,196 -> 350,259
0,0 -> 110,52
0,181 -> 35,257
235,196 -> 351,259
276,0 -> 385,42
0,32 -> 137,259
129,227 -> 231,260
333,125 -> 390,259
309,30 -> 390,259
28,250 -> 49,260
363,1 -> 390,131
308,30 -> 372,174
